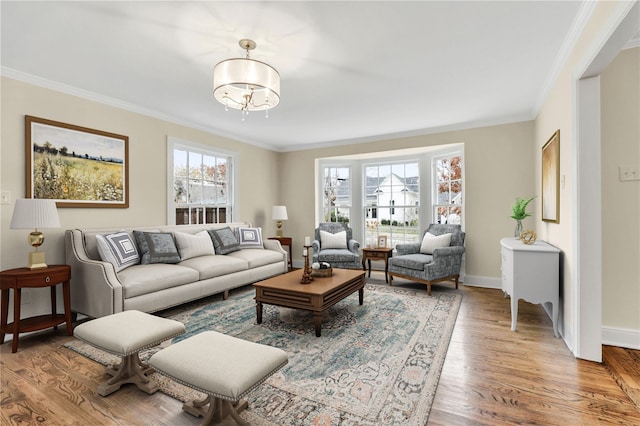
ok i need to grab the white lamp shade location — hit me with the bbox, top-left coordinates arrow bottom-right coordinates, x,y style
272,205 -> 288,221
213,58 -> 280,110
10,199 -> 61,229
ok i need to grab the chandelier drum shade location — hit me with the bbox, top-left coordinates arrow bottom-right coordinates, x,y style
213,39 -> 280,117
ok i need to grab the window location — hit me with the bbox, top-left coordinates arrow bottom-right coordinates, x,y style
364,162 -> 419,247
433,154 -> 462,225
317,145 -> 464,251
322,166 -> 351,223
168,138 -> 234,225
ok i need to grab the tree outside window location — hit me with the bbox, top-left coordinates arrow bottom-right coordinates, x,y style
434,154 -> 462,225
322,167 -> 351,223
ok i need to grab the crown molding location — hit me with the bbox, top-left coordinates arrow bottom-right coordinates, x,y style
531,1 -> 598,117
0,67 -> 279,152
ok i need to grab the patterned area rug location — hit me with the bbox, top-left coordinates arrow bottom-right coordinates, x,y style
64,280 -> 462,425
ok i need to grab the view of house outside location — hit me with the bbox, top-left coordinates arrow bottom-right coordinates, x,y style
323,152 -> 463,249
364,162 -> 420,248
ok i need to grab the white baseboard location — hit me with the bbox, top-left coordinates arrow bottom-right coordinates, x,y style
602,326 -> 640,350
462,275 -> 501,289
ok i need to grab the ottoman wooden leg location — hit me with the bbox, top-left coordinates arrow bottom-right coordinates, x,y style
183,395 -> 249,426
98,352 -> 158,397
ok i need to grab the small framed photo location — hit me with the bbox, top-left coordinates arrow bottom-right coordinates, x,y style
377,236 -> 387,248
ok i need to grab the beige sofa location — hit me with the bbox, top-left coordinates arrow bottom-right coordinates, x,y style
65,223 -> 287,318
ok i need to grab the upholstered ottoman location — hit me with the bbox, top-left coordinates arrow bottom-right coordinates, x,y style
149,331 -> 289,426
73,310 -> 185,396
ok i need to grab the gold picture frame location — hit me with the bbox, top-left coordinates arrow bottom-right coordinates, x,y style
26,116 -> 129,208
542,130 -> 560,223
377,236 -> 387,248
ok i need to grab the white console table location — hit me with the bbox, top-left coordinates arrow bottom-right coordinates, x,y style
500,238 -> 560,337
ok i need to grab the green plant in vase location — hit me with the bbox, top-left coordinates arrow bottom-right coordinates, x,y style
511,196 -> 536,238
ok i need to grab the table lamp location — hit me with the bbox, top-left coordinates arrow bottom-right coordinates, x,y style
272,205 -> 288,237
10,198 -> 61,269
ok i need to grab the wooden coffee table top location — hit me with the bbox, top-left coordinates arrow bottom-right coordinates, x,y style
253,268 -> 366,337
253,268 -> 365,295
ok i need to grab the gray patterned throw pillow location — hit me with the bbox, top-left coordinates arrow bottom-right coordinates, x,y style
208,227 -> 241,255
133,231 -> 181,264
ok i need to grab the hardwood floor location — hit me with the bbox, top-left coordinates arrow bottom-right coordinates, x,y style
1,278 -> 638,425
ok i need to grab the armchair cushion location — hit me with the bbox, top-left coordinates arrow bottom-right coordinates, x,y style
390,253 -> 433,271
420,232 -> 452,254
320,230 -> 348,249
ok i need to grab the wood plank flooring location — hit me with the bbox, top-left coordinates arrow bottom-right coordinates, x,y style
603,345 -> 640,411
1,277 -> 638,425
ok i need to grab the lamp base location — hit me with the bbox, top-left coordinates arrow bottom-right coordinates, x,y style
28,251 -> 47,269
276,229 -> 283,237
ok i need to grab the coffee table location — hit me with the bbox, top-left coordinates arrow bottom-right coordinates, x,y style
254,268 -> 365,337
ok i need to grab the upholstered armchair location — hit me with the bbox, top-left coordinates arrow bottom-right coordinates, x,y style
388,224 -> 465,295
312,222 -> 361,269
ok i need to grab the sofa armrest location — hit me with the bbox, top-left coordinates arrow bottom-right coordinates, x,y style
262,239 -> 289,274
395,243 -> 421,256
65,229 -> 124,318
347,239 -> 360,253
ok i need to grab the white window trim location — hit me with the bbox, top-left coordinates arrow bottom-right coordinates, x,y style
316,144 -> 464,246
431,150 -> 464,226
166,136 -> 237,225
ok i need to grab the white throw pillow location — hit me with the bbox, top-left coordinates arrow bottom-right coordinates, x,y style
320,230 -> 348,249
96,231 -> 140,272
420,232 -> 452,254
174,230 -> 215,260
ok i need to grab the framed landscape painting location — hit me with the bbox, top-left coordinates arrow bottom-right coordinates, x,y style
26,116 -> 129,208
541,130 -> 559,223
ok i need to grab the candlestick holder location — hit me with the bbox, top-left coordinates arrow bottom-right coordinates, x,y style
300,245 -> 314,284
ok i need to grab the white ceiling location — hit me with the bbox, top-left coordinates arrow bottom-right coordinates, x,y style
1,1 -> 593,151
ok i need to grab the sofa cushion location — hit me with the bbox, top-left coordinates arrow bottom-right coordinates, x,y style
134,231 -> 181,264
389,253 -> 433,271
420,232 -> 452,254
208,227 -> 241,255
237,227 -> 264,249
227,248 -> 284,269
118,264 -> 200,298
96,232 -> 140,272
174,230 -> 215,260
179,254 -> 248,280
320,230 -> 347,249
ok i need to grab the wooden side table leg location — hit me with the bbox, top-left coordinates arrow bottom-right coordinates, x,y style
51,285 -> 58,330
12,289 -> 21,353
384,258 -> 389,283
63,281 -> 73,335
1,289 -> 9,344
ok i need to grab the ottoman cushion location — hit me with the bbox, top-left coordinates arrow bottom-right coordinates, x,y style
74,310 -> 186,356
149,331 -> 288,401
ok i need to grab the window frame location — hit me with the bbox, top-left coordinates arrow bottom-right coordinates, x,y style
432,151 -> 464,225
166,136 -> 236,225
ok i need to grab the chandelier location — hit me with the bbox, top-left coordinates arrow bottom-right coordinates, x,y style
213,39 -> 280,118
